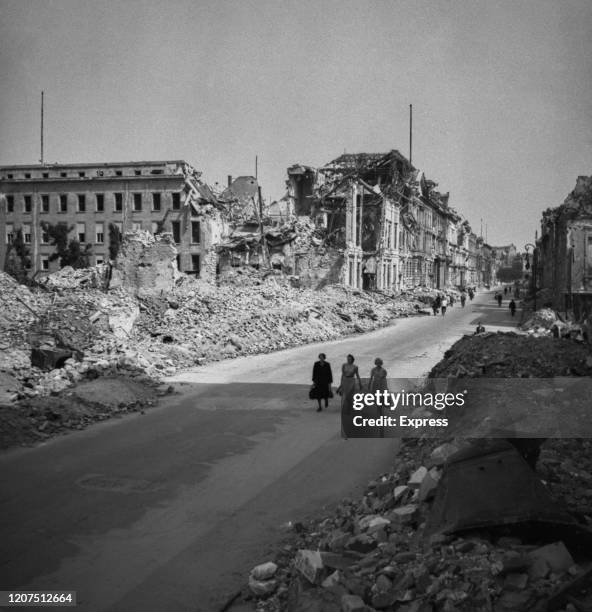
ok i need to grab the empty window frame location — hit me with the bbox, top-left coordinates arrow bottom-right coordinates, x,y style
191,220 -> 200,244
23,224 -> 31,244
6,195 -> 14,213
114,193 -> 123,212
41,226 -> 50,244
133,193 -> 142,211
5,224 -> 14,244
24,195 -> 32,213
191,254 -> 200,276
59,194 -> 68,212
41,194 -> 50,213
132,222 -> 142,231
171,220 -> 181,244
96,193 -> 104,212
172,192 -> 181,210
41,255 -> 50,270
77,194 -> 86,212
152,192 -> 161,211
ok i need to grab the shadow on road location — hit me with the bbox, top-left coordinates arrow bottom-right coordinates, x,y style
468,299 -> 521,330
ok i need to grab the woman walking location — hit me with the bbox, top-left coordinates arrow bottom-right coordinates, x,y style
338,354 -> 362,439
311,353 -> 333,412
369,358 -> 388,438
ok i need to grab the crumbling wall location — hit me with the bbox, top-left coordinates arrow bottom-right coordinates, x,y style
109,230 -> 178,298
295,248 -> 344,289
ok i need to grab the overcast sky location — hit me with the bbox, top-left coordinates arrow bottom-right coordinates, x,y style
1,0 -> 590,248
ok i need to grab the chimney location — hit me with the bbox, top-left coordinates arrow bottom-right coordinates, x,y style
227,175 -> 233,187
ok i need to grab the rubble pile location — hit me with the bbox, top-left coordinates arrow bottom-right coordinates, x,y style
133,273 -> 427,368
36,264 -> 108,291
244,335 -> 592,612
0,377 -> 164,449
0,269 -> 147,402
246,439 -> 591,612
520,308 -> 586,341
0,265 -> 428,446
428,332 -> 592,378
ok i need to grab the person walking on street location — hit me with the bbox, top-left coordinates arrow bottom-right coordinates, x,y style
311,353 -> 333,412
449,293 -> 455,307
475,321 -> 485,334
460,292 -> 467,308
432,294 -> 441,316
509,299 -> 516,317
497,293 -> 503,307
369,358 -> 388,438
440,295 -> 448,316
337,354 -> 362,439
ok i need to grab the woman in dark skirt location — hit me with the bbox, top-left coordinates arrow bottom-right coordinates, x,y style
311,353 -> 333,412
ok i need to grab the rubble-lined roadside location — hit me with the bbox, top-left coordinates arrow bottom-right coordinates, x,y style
242,332 -> 592,612
0,265 -> 430,449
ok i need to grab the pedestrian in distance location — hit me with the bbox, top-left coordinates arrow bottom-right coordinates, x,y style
509,299 -> 516,317
337,354 -> 362,439
475,321 -> 486,334
449,293 -> 455,307
432,294 -> 441,316
311,353 -> 333,412
497,293 -> 503,307
460,292 -> 467,308
440,295 -> 448,316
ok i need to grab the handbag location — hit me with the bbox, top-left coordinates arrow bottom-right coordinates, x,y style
308,384 -> 316,400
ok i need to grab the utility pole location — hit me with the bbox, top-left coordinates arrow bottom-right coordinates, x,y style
409,104 -> 413,165
40,91 -> 44,164
255,155 -> 258,180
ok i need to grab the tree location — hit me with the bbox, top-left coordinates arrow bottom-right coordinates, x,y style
4,229 -> 31,283
40,221 -> 92,269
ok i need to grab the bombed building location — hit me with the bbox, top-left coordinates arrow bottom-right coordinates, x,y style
285,150 -> 480,292
536,175 -> 592,318
0,160 -> 224,279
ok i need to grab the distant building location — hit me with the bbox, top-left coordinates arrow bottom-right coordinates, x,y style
536,176 -> 592,318
0,160 -> 221,278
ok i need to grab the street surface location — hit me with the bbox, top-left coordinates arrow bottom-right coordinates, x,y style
0,289 -> 518,611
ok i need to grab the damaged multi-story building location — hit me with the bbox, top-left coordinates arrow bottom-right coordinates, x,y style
284,150 -> 480,292
0,160 -> 226,280
535,175 -> 592,318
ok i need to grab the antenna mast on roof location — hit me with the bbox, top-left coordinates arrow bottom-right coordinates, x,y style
40,91 -> 44,164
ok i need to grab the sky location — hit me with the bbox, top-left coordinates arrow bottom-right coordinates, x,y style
0,0 -> 591,248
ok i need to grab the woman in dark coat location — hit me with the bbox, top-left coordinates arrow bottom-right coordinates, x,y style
311,353 -> 333,412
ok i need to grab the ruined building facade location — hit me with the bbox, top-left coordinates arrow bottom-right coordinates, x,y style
536,176 -> 592,318
0,160 -> 223,279
286,151 -> 481,292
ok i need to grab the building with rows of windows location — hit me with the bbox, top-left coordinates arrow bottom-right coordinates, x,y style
0,160 -> 212,276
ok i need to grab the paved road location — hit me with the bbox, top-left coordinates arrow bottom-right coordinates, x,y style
0,288 -> 517,611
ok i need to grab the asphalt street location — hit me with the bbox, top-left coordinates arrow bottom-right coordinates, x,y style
0,288 -> 518,611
